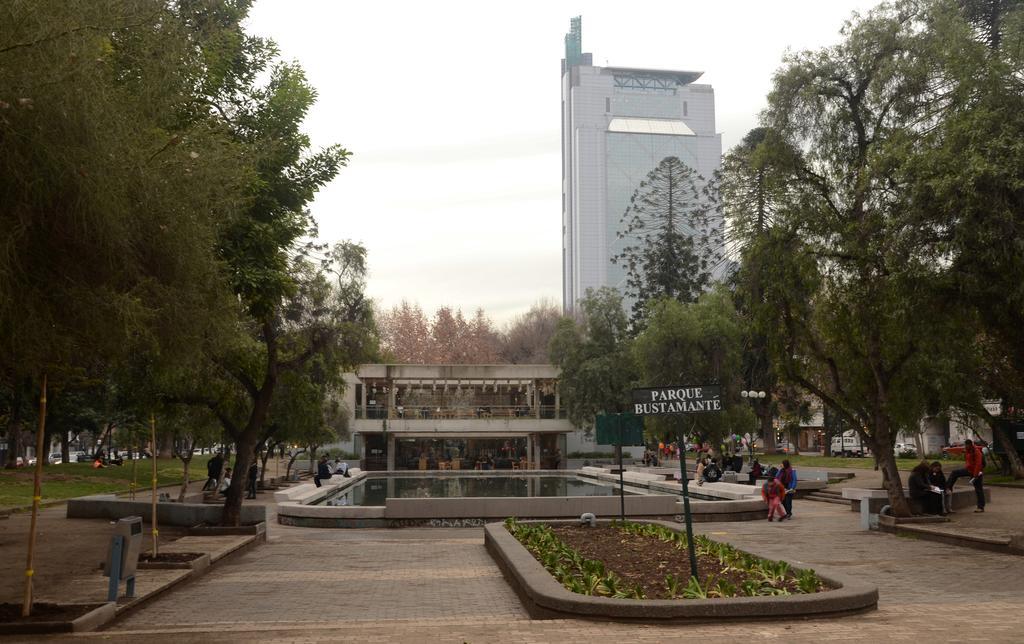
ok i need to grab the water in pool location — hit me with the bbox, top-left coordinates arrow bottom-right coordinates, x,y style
317,476 -> 635,506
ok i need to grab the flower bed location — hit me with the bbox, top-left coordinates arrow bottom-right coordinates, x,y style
487,519 -> 878,622
506,519 -> 825,600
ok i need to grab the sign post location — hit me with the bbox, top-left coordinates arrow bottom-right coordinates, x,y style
596,413 -> 644,522
631,385 -> 722,583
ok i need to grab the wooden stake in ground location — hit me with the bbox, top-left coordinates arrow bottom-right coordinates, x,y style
150,414 -> 158,556
21,374 -> 48,617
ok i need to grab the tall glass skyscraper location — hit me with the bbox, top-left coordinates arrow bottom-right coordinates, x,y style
561,16 -> 722,312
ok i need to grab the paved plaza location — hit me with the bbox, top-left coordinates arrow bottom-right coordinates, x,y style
5,486 -> 1012,643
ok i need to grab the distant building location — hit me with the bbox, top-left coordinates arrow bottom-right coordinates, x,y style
561,16 -> 723,312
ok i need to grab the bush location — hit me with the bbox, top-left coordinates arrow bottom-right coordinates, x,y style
568,451 -> 618,459
324,451 -> 360,460
897,449 -> 918,459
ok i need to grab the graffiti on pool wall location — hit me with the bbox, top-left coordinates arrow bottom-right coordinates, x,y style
387,518 -> 488,528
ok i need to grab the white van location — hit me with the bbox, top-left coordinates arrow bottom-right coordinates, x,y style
831,431 -> 869,457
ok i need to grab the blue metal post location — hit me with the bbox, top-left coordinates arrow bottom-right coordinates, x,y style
107,535 -> 124,602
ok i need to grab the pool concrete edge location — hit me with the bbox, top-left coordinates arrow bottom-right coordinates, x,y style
485,520 -> 879,622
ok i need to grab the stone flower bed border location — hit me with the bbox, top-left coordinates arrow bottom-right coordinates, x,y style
485,519 -> 878,622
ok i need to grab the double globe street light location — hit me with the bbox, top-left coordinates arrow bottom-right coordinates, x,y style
740,390 -> 767,458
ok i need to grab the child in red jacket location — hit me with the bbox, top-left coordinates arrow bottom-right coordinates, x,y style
761,477 -> 788,521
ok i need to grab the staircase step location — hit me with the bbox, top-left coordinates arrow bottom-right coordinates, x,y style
806,493 -> 851,506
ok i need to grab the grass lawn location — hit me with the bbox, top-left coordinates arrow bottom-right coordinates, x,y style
753,454 -> 923,471
0,455 -> 213,509
986,474 -> 1024,487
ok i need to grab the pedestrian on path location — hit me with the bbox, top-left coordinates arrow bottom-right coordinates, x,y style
947,439 -> 986,512
761,477 -> 788,521
246,461 -> 258,499
776,459 -> 797,519
203,452 -> 224,491
694,457 -> 706,487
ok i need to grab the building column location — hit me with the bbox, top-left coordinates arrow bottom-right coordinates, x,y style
360,382 -> 368,417
534,381 -> 540,419
386,434 -> 395,470
554,384 -> 560,419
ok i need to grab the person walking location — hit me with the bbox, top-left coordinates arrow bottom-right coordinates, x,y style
776,459 -> 797,520
761,476 -> 788,521
947,439 -> 986,512
203,452 -> 224,491
246,461 -> 259,499
694,457 -> 706,487
928,461 -> 951,515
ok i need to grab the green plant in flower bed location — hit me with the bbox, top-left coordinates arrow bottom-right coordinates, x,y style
505,518 -> 826,600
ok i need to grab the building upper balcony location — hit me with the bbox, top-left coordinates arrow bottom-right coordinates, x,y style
347,364 -> 572,434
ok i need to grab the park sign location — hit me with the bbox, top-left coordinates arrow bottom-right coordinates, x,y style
631,385 -> 722,416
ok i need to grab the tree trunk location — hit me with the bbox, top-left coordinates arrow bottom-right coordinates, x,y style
60,431 -> 70,464
760,411 -> 777,454
222,432 -> 257,526
5,383 -> 24,468
178,456 -> 192,502
994,425 -> 1024,479
285,449 -> 305,480
875,439 -> 911,517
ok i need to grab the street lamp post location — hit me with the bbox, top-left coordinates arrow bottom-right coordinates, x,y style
740,390 -> 767,460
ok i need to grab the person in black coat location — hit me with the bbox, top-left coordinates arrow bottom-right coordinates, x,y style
313,455 -> 333,488
908,462 -> 942,515
203,452 -> 224,491
246,461 -> 259,499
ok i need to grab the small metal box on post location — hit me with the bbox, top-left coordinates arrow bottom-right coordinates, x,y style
104,516 -> 143,602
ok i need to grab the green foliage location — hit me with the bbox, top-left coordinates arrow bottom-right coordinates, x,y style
509,519 -> 817,601
549,288 -> 637,430
632,290 -> 753,446
611,157 -> 722,328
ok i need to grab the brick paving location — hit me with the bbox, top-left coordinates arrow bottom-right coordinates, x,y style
67,498 -> 1023,643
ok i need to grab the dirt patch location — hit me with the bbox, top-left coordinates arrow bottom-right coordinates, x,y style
549,524 -> 807,599
139,552 -> 204,564
0,602 -> 98,624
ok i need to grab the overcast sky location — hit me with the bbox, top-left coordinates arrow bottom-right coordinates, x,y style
245,0 -> 880,325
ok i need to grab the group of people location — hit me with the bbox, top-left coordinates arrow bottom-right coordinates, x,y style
202,451 -> 260,499
907,438 -> 987,515
759,460 -> 798,521
313,455 -> 351,487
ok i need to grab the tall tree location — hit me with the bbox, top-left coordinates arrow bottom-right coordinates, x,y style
611,156 -> 722,328
549,288 -> 637,430
718,128 -> 798,454
500,299 -> 562,364
910,0 -> 1024,476
755,1 -> 980,514
377,301 -> 436,363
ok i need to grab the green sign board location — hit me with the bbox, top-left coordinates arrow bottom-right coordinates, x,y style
595,413 -> 645,446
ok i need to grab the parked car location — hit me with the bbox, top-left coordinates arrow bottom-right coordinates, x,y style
71,451 -> 89,463
47,453 -> 62,464
894,443 -> 918,457
776,441 -> 794,454
831,432 -> 870,457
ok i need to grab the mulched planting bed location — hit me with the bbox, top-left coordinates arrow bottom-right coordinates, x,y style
139,552 -> 204,564
508,519 -> 828,600
0,602 -> 98,624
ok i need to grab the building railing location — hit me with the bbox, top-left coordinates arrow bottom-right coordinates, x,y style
354,405 -> 567,421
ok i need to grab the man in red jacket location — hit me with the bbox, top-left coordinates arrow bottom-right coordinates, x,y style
947,439 -> 986,513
